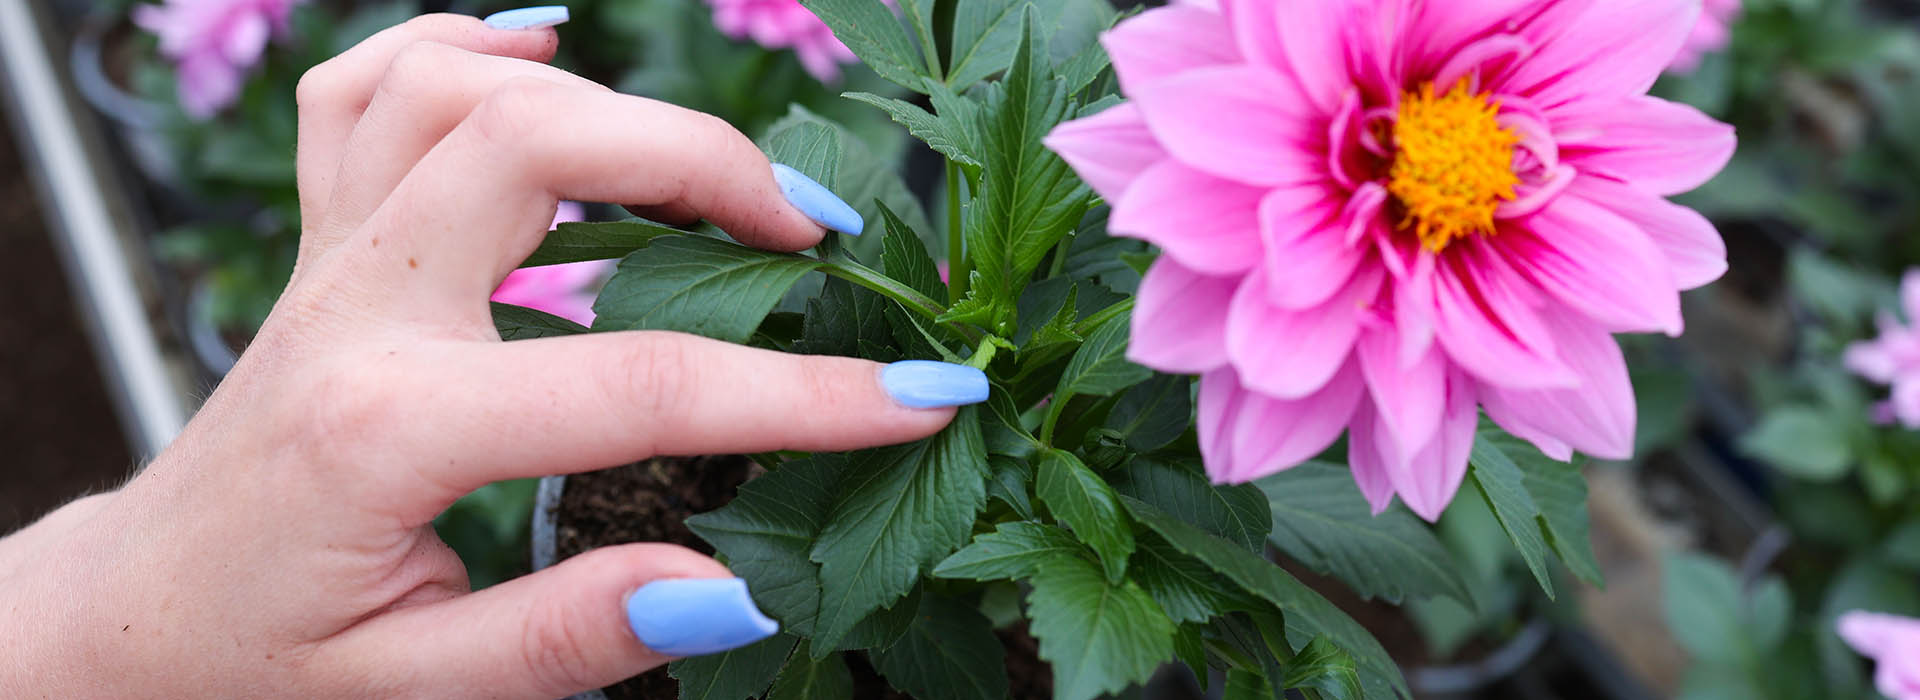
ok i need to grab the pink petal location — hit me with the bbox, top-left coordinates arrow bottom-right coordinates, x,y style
1129,259 -> 1237,374
1273,0 -> 1354,114
1222,360 -> 1366,483
1570,176 -> 1726,290
220,11 -> 271,67
1480,312 -> 1636,460
1045,104 -> 1168,202
1216,0 -> 1286,76
1505,0 -> 1698,108
1131,65 -> 1326,187
1354,366 -> 1479,522
1429,243 -> 1578,390
1895,378 -> 1920,430
1101,3 -> 1240,95
1554,96 -> 1737,196
1902,269 -> 1920,323
1838,611 -> 1920,658
1503,193 -> 1683,336
1357,324 -> 1447,456
1227,265 -> 1378,399
1345,400 -> 1398,514
1847,340 -> 1899,384
1403,0 -> 1547,78
1258,185 -> 1368,309
1109,161 -> 1265,275
1197,368 -> 1244,481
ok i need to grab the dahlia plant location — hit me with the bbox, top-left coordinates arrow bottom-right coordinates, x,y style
494,0 -> 1733,697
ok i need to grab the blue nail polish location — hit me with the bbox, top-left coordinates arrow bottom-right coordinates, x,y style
882,361 -> 989,409
625,578 -> 778,657
483,6 -> 569,30
772,163 -> 864,235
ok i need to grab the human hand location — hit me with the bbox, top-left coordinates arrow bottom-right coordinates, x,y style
0,9 -> 987,698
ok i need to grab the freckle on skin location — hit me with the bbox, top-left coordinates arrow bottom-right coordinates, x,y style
371,238 -> 379,247
407,258 -> 418,269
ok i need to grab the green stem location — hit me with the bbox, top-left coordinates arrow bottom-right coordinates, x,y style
818,258 -> 983,344
1047,235 -> 1071,278
946,160 -> 971,302
1038,390 -> 1074,446
964,336 -> 1000,370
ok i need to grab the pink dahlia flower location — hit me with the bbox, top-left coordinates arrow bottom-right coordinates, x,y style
1838,611 -> 1920,700
705,0 -> 866,83
1669,0 -> 1741,74
491,202 -> 611,326
1046,0 -> 1734,520
133,0 -> 304,119
1843,270 -> 1920,428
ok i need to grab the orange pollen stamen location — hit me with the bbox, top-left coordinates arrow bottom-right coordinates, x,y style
1387,79 -> 1521,253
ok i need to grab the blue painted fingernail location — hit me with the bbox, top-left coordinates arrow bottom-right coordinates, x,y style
483,6 -> 569,30
624,578 -> 778,657
882,360 -> 989,409
772,163 -> 864,235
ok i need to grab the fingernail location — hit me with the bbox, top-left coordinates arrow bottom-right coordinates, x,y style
624,578 -> 778,657
772,163 -> 864,235
882,360 -> 989,409
483,6 -> 569,30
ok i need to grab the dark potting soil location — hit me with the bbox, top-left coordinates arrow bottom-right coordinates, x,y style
0,113 -> 136,533
552,456 -> 1056,699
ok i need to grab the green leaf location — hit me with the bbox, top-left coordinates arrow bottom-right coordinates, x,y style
768,642 -> 852,700
846,92 -> 982,168
935,521 -> 1086,581
762,113 -> 843,194
1104,374 -> 1191,452
669,634 -> 797,700
1172,625 -> 1208,691
1661,553 -> 1784,665
880,204 -> 948,303
1499,432 -> 1604,587
794,277 -> 900,362
944,0 -> 1027,88
1026,556 -> 1177,700
1130,533 -> 1248,624
1122,497 -> 1408,699
1111,457 -> 1271,552
522,219 -> 681,267
763,106 -> 932,244
1467,431 -> 1599,597
810,408 -> 990,650
985,454 -> 1037,516
1281,637 -> 1363,700
1739,406 -> 1855,481
871,594 -> 1010,700
1883,519 -> 1920,572
491,302 -> 587,340
798,0 -> 928,90
837,585 -> 922,652
1258,461 -> 1472,606
687,458 -> 844,635
1036,450 -> 1135,582
592,235 -> 820,343
1055,310 -> 1150,397
961,11 -> 1091,323
1223,670 -> 1275,700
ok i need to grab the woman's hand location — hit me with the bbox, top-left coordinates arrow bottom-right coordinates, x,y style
0,12 -> 984,698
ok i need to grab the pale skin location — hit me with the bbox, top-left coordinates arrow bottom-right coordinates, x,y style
0,15 -> 957,698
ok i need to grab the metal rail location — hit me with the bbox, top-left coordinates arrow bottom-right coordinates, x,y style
0,0 -> 191,458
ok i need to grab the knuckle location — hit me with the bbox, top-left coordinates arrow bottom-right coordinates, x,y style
302,357 -> 407,452
376,41 -> 460,102
469,77 -> 558,149
518,585 -> 607,693
294,62 -> 346,112
617,335 -> 698,423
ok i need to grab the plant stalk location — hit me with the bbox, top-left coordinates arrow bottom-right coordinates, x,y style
946,159 -> 971,302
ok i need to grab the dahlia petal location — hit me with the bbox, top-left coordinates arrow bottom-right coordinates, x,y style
1480,313 -> 1636,460
1216,0 -> 1285,76
1358,325 -> 1446,456
1346,400 -> 1399,514
1393,253 -> 1439,365
1505,0 -> 1697,107
1044,104 -> 1167,202
1197,368 -> 1246,481
1570,176 -> 1727,290
1131,65 -> 1325,187
1430,244 -> 1578,389
1370,367 -> 1478,522
1110,161 -> 1265,275
1228,265 -> 1377,399
1258,185 -> 1366,309
1554,96 -> 1737,196
1403,0 -> 1551,76
1846,339 -> 1900,385
1101,3 -> 1241,94
1273,0 -> 1354,114
220,11 -> 271,66
1130,260 -> 1236,374
1902,269 -> 1920,323
1505,194 -> 1683,335
1895,378 -> 1920,430
1225,360 -> 1366,483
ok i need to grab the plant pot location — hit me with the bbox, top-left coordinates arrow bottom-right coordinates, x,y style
69,13 -> 180,190
1404,620 -> 1551,698
184,277 -> 241,377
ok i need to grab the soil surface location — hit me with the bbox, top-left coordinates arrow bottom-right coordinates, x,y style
553,457 -> 1057,699
0,113 -> 136,532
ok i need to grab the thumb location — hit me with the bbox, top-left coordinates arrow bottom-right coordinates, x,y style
340,543 -> 781,698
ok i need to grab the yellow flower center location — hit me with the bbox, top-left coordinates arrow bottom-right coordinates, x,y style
1387,80 -> 1521,253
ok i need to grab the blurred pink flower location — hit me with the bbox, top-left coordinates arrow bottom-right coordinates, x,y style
1047,0 -> 1733,520
491,202 -> 611,327
1669,0 -> 1741,74
1838,611 -> 1920,700
1844,270 -> 1920,428
704,0 -> 873,83
134,0 -> 304,118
